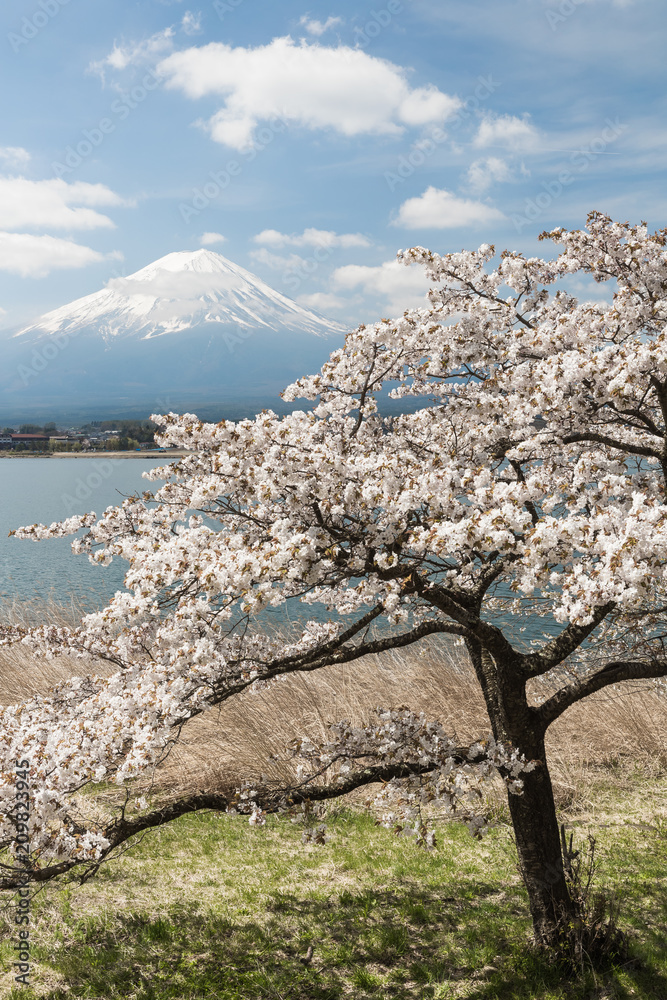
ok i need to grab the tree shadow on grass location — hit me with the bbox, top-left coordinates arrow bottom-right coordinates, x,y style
16,881 -> 667,1000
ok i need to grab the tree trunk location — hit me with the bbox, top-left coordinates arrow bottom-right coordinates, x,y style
465,640 -> 577,950
505,732 -> 575,949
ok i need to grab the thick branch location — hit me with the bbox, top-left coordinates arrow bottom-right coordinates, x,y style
521,602 -> 615,678
413,575 -> 524,668
537,658 -> 667,727
562,432 -> 661,460
220,618 -> 470,700
0,748 -> 484,891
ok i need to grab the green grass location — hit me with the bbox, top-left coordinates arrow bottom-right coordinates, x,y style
0,775 -> 665,999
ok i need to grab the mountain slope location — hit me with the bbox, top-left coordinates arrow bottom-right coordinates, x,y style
16,249 -> 345,342
0,250 -> 347,421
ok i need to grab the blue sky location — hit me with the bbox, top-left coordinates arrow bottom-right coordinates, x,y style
0,0 -> 665,331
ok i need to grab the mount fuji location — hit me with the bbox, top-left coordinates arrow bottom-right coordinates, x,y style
0,250 -> 347,422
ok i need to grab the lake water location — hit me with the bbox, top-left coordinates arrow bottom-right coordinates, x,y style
0,457 -> 561,646
0,457 -> 331,632
0,457 -> 166,613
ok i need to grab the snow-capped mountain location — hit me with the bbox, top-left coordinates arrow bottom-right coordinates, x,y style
0,250 -> 347,421
16,249 -> 345,342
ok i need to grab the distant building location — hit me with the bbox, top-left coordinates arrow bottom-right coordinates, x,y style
9,433 -> 49,450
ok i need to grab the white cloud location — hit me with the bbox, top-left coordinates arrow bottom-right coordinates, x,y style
394,187 -> 505,229
473,114 -> 539,152
106,269 -> 239,321
0,177 -> 127,231
331,259 -> 433,315
200,231 -> 226,246
181,11 -> 202,35
89,28 -> 174,79
467,156 -> 513,194
299,15 -> 343,36
249,248 -> 309,272
0,146 -> 30,168
398,85 -> 459,127
0,233 -> 121,278
107,271 -> 239,297
296,291 -> 348,313
253,227 -> 371,249
157,37 -> 461,150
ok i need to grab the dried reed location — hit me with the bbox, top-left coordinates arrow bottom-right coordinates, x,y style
1,610 -> 664,809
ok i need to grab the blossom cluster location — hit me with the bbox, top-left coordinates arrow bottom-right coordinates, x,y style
275,708 -> 537,847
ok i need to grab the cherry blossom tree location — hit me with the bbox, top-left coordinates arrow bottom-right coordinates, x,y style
1,212 -> 666,958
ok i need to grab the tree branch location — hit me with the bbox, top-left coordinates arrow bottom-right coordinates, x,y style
412,574 -> 524,668
537,658 -> 667,727
521,602 -> 616,678
562,432 -> 661,460
231,618 -> 470,696
0,747 -> 486,891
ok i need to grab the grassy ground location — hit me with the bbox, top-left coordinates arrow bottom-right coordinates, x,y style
0,631 -> 665,998
0,768 -> 665,1000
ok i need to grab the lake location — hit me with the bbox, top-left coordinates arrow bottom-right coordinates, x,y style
0,457 -> 166,613
0,457 -> 561,647
0,456 -> 330,632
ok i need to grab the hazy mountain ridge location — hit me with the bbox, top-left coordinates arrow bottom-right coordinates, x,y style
0,250 -> 347,422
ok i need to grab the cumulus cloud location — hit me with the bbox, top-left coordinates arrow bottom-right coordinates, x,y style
299,15 -> 343,36
296,291 -> 348,313
248,248 -> 309,272
0,146 -> 30,168
0,233 -> 121,278
181,11 -> 202,35
89,28 -> 174,79
473,114 -> 539,152
107,270 -> 238,299
331,259 -> 433,315
157,37 -> 461,150
466,156 -> 514,194
0,177 -> 127,231
200,231 -> 226,246
253,227 -> 371,249
394,187 -> 505,229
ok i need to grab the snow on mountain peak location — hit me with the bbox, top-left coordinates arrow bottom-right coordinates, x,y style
16,249 -> 346,342
128,248 -> 249,278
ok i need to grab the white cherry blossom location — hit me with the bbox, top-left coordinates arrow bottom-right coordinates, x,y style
1,212 -> 666,954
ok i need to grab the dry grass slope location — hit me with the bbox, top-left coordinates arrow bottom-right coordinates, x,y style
1,616 -> 664,815
1,609 -> 666,999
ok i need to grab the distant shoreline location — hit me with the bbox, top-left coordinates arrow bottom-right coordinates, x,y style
0,450 -> 191,459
